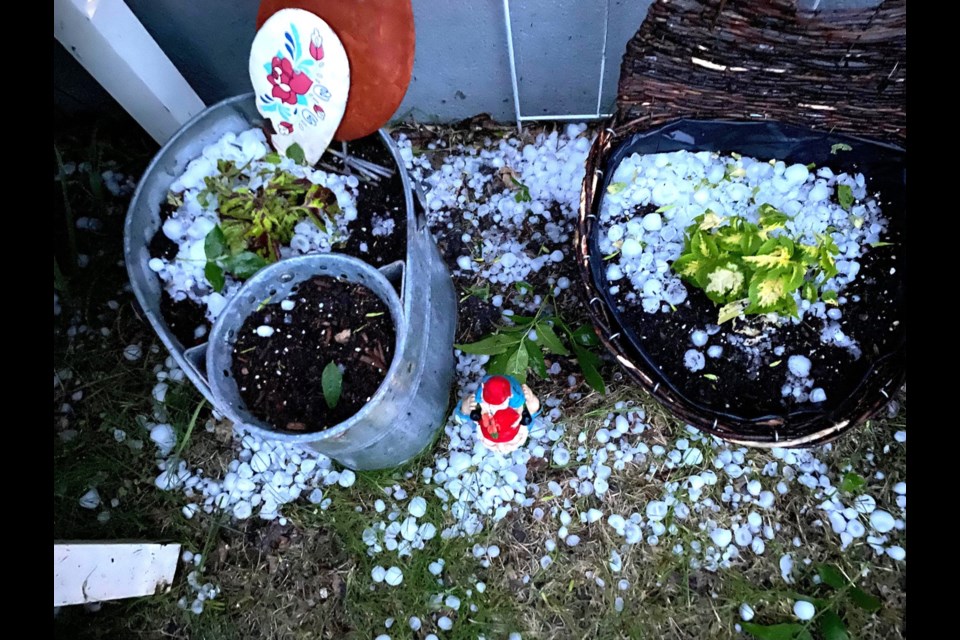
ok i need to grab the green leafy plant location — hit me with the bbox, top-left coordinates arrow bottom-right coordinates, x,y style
838,471 -> 866,495
203,225 -> 269,292
672,204 -> 840,324
460,283 -> 491,303
322,361 -> 342,409
510,176 -> 532,203
195,159 -> 342,291
455,297 -> 605,394
742,563 -> 881,640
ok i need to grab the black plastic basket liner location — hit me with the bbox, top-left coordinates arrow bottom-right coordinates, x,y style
587,119 -> 905,438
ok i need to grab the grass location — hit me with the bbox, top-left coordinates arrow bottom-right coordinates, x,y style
53,119 -> 905,640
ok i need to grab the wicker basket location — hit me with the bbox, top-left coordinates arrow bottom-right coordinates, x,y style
575,0 -> 906,447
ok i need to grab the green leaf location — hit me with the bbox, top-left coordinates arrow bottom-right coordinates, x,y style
819,610 -> 850,640
702,373 -> 718,381
741,622 -> 814,640
830,143 -> 853,154
464,284 -> 490,302
571,325 -> 600,347
321,361 -> 342,409
758,203 -> 791,230
822,290 -> 839,305
690,229 -> 720,259
606,182 -> 627,195
204,225 -> 227,260
747,271 -> 792,314
839,472 -> 866,494
514,280 -> 534,295
204,262 -> 225,292
817,564 -> 848,590
264,151 -> 282,164
704,262 -> 747,302
536,323 -> 570,356
504,345 -> 529,382
718,299 -> 748,324
524,338 -> 548,378
672,253 -> 706,286
870,241 -> 894,248
571,342 -> 605,394
286,143 -> 307,165
454,334 -> 518,355
836,184 -> 855,211
849,586 -> 882,612
221,251 -> 269,280
510,177 -> 532,203
485,352 -> 512,376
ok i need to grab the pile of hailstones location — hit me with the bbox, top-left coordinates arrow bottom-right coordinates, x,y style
118,127 -> 903,617
597,150 -> 888,370
399,124 -> 594,311
136,354 -> 905,619
145,128 -> 362,325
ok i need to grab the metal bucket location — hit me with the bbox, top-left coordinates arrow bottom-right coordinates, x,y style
124,94 -> 457,469
208,254 -> 439,470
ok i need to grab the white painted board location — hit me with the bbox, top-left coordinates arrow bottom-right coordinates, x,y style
54,542 -> 181,607
53,0 -> 205,144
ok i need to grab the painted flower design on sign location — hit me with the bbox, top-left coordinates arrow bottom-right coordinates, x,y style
268,56 -> 313,105
250,9 -> 350,165
309,29 -> 325,61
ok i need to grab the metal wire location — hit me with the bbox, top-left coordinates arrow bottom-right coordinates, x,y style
503,0 -> 613,131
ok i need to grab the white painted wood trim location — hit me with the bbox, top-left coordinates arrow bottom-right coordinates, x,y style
54,0 -> 206,144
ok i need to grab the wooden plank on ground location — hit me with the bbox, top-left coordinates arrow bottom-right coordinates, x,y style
54,542 -> 181,606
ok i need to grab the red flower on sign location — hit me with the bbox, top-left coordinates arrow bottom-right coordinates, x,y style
309,29 -> 325,61
267,56 -> 312,105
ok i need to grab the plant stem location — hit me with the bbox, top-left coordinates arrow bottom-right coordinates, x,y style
54,145 -> 79,270
175,398 -> 207,460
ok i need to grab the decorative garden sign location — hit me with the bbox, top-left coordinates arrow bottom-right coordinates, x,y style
249,8 -> 350,165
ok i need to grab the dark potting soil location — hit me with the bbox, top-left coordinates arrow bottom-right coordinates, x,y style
609,211 -> 904,421
333,134 -> 407,267
232,275 -> 395,433
150,201 -> 209,349
147,131 -> 407,346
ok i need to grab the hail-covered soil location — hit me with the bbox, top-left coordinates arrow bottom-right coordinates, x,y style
54,120 -> 906,640
594,149 -> 902,417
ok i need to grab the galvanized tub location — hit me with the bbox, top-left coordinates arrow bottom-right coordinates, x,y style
124,94 -> 457,469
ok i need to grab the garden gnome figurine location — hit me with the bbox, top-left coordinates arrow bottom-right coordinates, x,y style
456,375 -> 540,454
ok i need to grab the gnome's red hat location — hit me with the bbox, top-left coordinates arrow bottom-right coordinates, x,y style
482,376 -> 512,406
